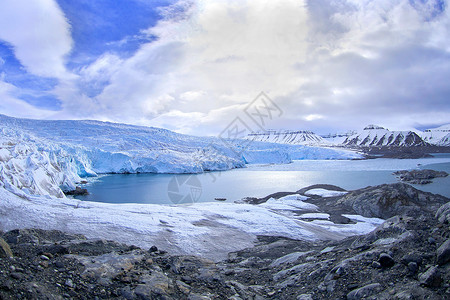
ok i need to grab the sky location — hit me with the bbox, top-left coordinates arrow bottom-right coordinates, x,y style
0,0 -> 449,136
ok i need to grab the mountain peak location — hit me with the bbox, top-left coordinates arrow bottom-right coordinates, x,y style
363,125 -> 386,130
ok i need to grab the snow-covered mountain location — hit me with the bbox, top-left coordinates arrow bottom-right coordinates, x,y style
342,125 -> 428,147
246,130 -> 325,145
321,131 -> 357,145
0,114 -> 360,200
419,124 -> 450,146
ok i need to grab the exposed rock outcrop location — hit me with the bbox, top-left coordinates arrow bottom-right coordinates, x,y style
336,183 -> 448,219
393,169 -> 448,185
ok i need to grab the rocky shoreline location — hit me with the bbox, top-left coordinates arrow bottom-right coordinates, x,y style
393,169 -> 448,185
1,183 -> 450,299
358,145 -> 450,159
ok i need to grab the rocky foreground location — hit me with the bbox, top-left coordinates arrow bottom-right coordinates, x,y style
1,183 -> 450,299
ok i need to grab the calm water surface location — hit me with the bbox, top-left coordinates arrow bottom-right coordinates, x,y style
75,155 -> 450,205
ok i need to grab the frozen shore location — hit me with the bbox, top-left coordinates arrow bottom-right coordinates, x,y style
0,185 -> 384,261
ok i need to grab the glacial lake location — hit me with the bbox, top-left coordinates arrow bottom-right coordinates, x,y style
75,155 -> 450,205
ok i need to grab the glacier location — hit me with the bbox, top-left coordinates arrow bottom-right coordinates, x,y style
0,114 -> 361,199
0,114 -> 378,260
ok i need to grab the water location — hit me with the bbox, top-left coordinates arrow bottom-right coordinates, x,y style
75,156 -> 450,205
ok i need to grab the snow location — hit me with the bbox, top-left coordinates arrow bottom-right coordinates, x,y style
259,195 -> 318,211
420,124 -> 450,146
299,213 -> 330,219
343,127 -> 426,147
278,194 -> 308,201
246,130 -> 326,146
0,187 -> 383,261
304,189 -> 348,197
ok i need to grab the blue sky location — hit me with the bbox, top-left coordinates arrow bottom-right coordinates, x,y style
0,0 -> 449,136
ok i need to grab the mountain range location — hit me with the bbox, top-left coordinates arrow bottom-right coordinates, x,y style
246,124 -> 450,147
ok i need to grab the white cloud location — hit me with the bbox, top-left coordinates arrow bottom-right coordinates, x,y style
3,0 -> 448,135
0,81 -> 55,118
0,0 -> 73,78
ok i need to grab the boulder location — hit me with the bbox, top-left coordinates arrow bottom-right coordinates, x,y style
337,183 -> 449,219
346,283 -> 382,300
436,239 -> 450,265
436,202 -> 450,224
378,253 -> 395,268
64,186 -> 89,196
0,237 -> 13,258
419,266 -> 442,287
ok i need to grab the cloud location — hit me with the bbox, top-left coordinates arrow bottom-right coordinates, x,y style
0,80 -> 55,118
2,0 -> 449,135
0,0 -> 73,78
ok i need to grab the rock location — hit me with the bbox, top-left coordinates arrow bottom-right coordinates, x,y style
40,254 -> 49,260
337,183 -> 448,219
419,266 -> 441,287
10,272 -> 24,280
176,280 -> 191,295
346,283 -> 382,300
188,294 -> 211,300
401,253 -> 422,266
436,239 -> 450,265
65,279 -> 74,288
269,251 -> 311,267
407,262 -> 418,274
296,294 -> 313,300
39,261 -> 49,268
0,237 -> 13,258
54,261 -> 65,269
64,186 -> 89,196
67,251 -> 144,285
378,253 -> 395,268
42,252 -> 54,259
372,261 -> 381,269
149,245 -> 158,252
436,202 -> 450,223
135,271 -> 173,297
393,170 -> 448,184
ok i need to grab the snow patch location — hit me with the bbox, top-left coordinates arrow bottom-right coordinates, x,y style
305,189 -> 348,197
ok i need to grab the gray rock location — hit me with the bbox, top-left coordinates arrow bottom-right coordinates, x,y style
269,251 -> 312,267
67,251 -> 144,280
0,237 -> 13,258
296,294 -> 313,300
401,253 -> 422,266
188,294 -> 212,300
10,272 -> 24,280
393,170 -> 448,184
65,279 -> 74,288
372,261 -> 381,269
436,202 -> 450,223
407,262 -> 418,274
346,283 -> 382,300
337,183 -> 448,219
40,254 -> 49,261
419,266 -> 441,287
378,253 -> 395,268
436,239 -> 450,265
135,271 -> 173,297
